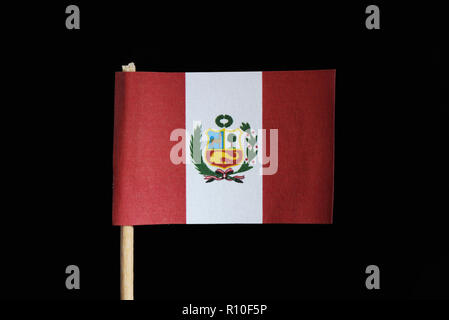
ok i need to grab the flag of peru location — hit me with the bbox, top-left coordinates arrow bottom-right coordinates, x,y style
113,70 -> 335,225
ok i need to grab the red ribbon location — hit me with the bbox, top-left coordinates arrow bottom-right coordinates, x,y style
204,168 -> 245,181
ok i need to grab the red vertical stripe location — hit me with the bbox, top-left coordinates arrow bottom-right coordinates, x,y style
113,72 -> 186,225
263,70 -> 335,223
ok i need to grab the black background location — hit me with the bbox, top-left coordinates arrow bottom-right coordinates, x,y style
2,1 -> 447,306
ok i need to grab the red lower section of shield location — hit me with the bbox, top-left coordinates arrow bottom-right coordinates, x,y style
205,149 -> 244,169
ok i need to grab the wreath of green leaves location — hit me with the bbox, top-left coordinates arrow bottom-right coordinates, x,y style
190,121 -> 258,183
215,114 -> 233,128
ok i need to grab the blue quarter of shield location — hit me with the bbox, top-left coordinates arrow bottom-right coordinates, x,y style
208,131 -> 224,149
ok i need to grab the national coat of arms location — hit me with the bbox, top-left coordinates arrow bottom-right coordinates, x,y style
190,115 -> 258,183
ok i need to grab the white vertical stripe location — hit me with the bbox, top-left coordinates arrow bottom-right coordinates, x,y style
186,72 -> 263,224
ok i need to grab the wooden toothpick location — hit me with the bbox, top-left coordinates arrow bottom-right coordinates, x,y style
120,62 -> 135,300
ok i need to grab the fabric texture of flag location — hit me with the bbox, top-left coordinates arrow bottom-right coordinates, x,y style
113,70 -> 335,225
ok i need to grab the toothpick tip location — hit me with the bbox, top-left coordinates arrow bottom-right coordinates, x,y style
122,62 -> 136,72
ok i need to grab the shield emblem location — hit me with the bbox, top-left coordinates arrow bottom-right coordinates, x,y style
205,128 -> 244,169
